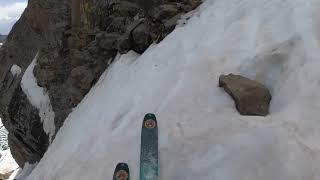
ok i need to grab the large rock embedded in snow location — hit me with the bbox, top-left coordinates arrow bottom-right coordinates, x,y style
0,0 -> 201,167
219,74 -> 272,116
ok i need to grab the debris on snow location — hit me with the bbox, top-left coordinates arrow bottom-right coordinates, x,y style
219,74 -> 272,116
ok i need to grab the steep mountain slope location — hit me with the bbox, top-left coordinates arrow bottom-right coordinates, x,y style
25,0 -> 320,179
0,0 -> 200,167
0,35 -> 6,44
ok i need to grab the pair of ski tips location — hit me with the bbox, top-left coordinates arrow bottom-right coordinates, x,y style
113,113 -> 159,180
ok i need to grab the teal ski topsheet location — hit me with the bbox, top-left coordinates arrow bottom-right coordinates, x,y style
140,113 -> 159,180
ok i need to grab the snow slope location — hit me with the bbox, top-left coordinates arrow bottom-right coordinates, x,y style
26,0 -> 320,179
21,53 -> 56,142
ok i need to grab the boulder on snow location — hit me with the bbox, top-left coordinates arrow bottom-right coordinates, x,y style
219,74 -> 272,116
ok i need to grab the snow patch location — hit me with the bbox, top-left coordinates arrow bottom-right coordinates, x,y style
0,150 -> 19,179
10,64 -> 21,77
21,53 -> 55,142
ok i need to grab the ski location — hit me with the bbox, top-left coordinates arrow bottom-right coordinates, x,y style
113,162 -> 130,180
140,113 -> 159,180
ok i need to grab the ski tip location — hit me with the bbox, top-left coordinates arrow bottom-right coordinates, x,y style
115,162 -> 129,170
113,162 -> 129,180
143,113 -> 157,129
144,113 -> 156,121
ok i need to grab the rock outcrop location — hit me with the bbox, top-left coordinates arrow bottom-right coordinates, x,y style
0,0 -> 70,167
0,35 -> 6,44
219,74 -> 272,116
0,0 -> 202,167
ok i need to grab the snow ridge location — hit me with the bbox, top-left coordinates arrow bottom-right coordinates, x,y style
21,53 -> 55,142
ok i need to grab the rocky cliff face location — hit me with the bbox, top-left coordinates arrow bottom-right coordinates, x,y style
0,0 -> 70,167
0,35 -> 6,44
0,0 -> 201,167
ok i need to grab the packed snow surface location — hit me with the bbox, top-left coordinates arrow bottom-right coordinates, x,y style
26,0 -> 320,179
21,53 -> 55,142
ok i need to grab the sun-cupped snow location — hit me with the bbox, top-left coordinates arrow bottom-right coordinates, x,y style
10,64 -> 21,77
20,53 -> 55,142
25,0 -> 320,179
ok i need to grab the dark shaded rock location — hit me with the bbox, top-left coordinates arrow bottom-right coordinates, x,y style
116,19 -> 143,54
70,49 -> 87,67
117,33 -> 132,54
81,1 -> 112,31
132,22 -> 153,53
129,0 -> 158,16
189,0 -> 202,9
67,28 -> 89,49
164,13 -> 183,33
125,19 -> 144,32
98,33 -> 121,51
67,65 -> 95,104
87,41 -> 100,55
0,35 -> 6,44
70,65 -> 95,91
106,17 -> 128,33
153,4 -> 179,20
7,86 -> 49,167
219,74 -> 272,116
111,1 -> 142,17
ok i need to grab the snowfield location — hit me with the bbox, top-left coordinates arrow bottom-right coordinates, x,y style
25,0 -> 320,179
21,53 -> 56,142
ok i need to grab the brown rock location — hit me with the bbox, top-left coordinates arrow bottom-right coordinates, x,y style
219,74 -> 272,116
153,4 -> 179,20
